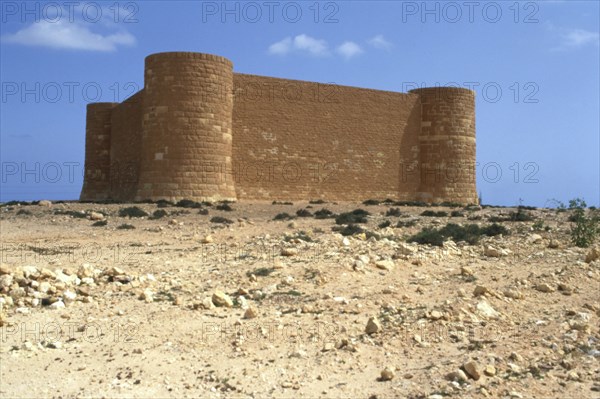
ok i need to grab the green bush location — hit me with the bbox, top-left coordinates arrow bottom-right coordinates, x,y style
568,198 -> 599,248
378,220 -> 391,229
407,222 -> 509,247
335,209 -> 370,225
150,209 -> 168,219
175,199 -> 203,208
396,219 -> 417,228
273,213 -> 294,221
272,201 -> 293,205
216,203 -> 234,211
210,216 -> 233,224
385,208 -> 402,217
338,224 -> 365,236
420,210 -> 448,217
117,223 -> 135,230
296,209 -> 313,217
314,208 -> 334,219
118,206 -> 149,218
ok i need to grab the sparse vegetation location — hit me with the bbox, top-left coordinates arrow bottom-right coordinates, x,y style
119,206 -> 149,218
272,201 -> 293,205
309,199 -> 326,204
156,199 -> 174,208
335,209 -> 370,225
378,220 -> 391,229
314,208 -> 334,219
216,203 -> 234,211
451,210 -> 464,217
420,210 -> 448,217
54,209 -> 87,218
273,212 -> 294,221
210,216 -> 234,224
393,200 -> 428,207
568,198 -> 599,248
385,208 -> 402,217
363,199 -> 380,206
396,219 -> 418,228
296,209 -> 313,217
117,223 -> 135,230
150,209 -> 168,219
175,199 -> 203,208
247,267 -> 275,277
92,220 -> 108,227
337,224 -> 365,236
407,222 -> 509,247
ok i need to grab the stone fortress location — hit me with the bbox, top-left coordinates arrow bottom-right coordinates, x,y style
80,52 -> 478,204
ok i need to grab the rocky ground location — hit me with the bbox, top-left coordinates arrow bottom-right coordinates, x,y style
0,199 -> 599,398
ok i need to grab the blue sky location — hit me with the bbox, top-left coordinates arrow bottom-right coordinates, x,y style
1,0 -> 598,206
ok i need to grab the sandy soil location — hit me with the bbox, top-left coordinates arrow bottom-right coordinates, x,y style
0,200 -> 599,398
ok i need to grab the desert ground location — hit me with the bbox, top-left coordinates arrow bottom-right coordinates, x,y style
0,199 -> 599,398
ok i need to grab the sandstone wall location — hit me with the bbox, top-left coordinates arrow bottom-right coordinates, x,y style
109,91 -> 143,201
410,87 -> 478,204
80,102 -> 117,201
135,52 -> 236,202
232,74 -> 422,201
80,52 -> 478,204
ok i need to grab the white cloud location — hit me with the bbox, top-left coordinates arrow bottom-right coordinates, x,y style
336,41 -> 363,59
293,34 -> 329,56
561,28 -> 599,48
368,34 -> 393,50
2,20 -> 135,52
268,37 -> 292,55
268,34 -> 329,57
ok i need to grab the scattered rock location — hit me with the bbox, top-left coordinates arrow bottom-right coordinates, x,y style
89,211 -> 104,221
243,307 -> 257,319
476,300 -> 500,319
446,369 -> 468,382
281,248 -> 298,257
484,365 -> 496,376
375,260 -> 394,271
201,235 -> 214,244
473,285 -> 489,296
429,310 -> 443,320
503,288 -> 524,299
212,290 -> 233,307
585,247 -> 600,263
463,361 -> 481,380
380,367 -> 395,381
38,200 -> 52,207
529,234 -> 543,243
0,264 -> 11,275
397,242 -> 416,255
48,300 -> 65,310
484,245 -> 507,257
140,289 -> 154,303
365,317 -> 381,334
534,283 -> 555,293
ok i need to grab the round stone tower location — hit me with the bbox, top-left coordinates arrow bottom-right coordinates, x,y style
409,87 -> 478,204
135,52 -> 236,202
80,102 -> 118,201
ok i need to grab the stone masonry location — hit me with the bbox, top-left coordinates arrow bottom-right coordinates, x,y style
80,52 -> 478,204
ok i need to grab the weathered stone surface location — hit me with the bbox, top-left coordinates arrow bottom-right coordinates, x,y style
80,52 -> 478,204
